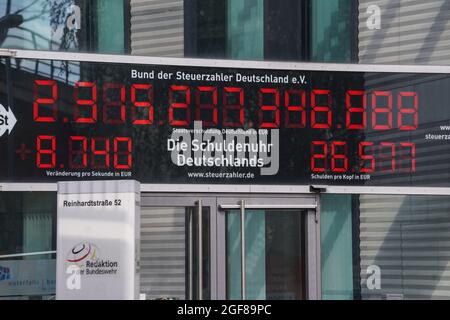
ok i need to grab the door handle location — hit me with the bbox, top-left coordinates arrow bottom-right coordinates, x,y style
188,207 -> 193,300
197,199 -> 203,300
240,199 -> 246,300
219,204 -> 317,210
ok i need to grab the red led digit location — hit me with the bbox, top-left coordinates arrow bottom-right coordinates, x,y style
131,84 -> 153,125
33,80 -> 57,122
398,92 -> 418,130
69,136 -> 88,169
311,89 -> 332,129
223,87 -> 244,127
372,91 -> 392,130
284,89 -> 306,128
195,86 -> 218,126
169,85 -> 191,126
399,142 -> 416,172
346,90 -> 366,129
92,137 -> 110,169
358,142 -> 375,173
36,135 -> 56,169
103,83 -> 125,124
379,142 -> 395,172
331,141 -> 348,173
74,82 -> 97,123
258,88 -> 280,128
114,137 -> 132,169
311,141 -> 327,173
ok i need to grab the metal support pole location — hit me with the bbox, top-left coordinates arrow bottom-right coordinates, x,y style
240,200 -> 246,300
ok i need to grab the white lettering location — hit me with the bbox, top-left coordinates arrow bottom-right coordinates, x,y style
66,5 -> 81,30
366,265 -> 381,289
366,4 -> 381,30
66,265 -> 81,290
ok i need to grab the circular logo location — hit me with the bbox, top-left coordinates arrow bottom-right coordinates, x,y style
66,242 -> 98,266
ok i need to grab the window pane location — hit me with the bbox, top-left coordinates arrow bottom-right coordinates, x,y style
226,209 -> 306,300
311,0 -> 356,62
0,192 -> 56,300
321,194 -> 355,299
324,194 -> 450,300
96,0 -> 125,54
0,0 -> 127,53
227,0 -> 263,60
358,194 -> 450,300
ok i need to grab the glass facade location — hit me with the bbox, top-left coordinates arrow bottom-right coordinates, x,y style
226,209 -> 306,300
311,0 -> 357,62
0,0 -> 128,53
0,0 -> 449,300
0,192 -> 56,299
324,194 -> 450,300
226,0 -> 263,60
320,194 -> 355,300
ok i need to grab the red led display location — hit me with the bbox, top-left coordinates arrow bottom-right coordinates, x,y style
169,85 -> 191,126
33,80 -> 57,122
285,89 -> 306,128
346,90 -> 366,129
114,137 -> 132,170
223,87 -> 244,127
103,83 -> 126,124
311,141 -> 327,173
35,135 -> 132,170
131,84 -> 153,125
195,86 -> 218,126
311,89 -> 332,129
331,141 -> 348,173
92,137 -> 110,169
359,142 -> 375,173
69,136 -> 88,169
259,88 -> 280,128
32,80 -> 420,131
398,92 -> 418,130
311,141 -> 415,174
36,135 -> 56,169
74,81 -> 97,123
29,79 -> 421,176
372,91 -> 392,130
379,142 -> 396,172
399,142 -> 416,172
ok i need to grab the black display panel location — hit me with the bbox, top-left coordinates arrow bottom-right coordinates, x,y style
0,56 -> 450,186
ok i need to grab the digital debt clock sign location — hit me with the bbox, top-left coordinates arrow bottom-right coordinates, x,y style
0,55 -> 449,187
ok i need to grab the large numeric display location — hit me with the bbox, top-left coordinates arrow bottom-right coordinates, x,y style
0,57 -> 449,186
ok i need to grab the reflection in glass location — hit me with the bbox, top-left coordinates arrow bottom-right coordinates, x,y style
226,209 -> 306,300
0,192 -> 56,300
358,195 -> 450,300
139,206 -> 209,300
0,0 -> 126,53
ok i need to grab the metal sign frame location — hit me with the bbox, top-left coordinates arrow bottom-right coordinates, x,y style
0,48 -> 450,195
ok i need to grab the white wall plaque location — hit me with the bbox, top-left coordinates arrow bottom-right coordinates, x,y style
56,180 -> 140,300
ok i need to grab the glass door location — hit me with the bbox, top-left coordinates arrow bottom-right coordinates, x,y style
217,196 -> 320,300
139,196 -> 216,300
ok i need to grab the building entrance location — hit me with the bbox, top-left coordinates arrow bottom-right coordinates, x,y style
140,193 -> 320,300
